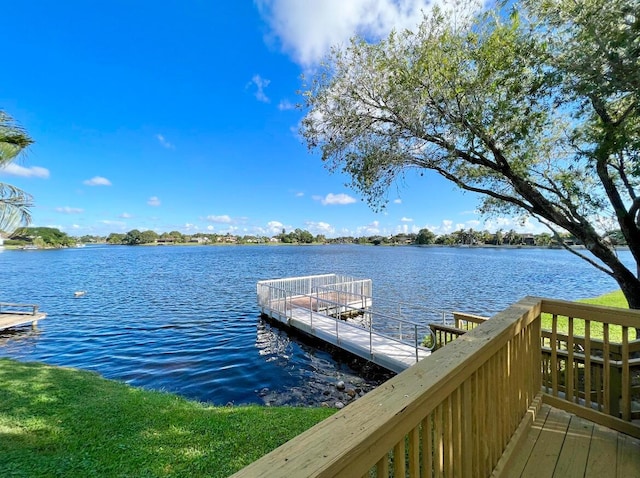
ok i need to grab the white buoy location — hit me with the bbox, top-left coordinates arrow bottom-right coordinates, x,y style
74,291 -> 86,297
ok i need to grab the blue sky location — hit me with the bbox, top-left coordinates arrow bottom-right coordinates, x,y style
1,0 -> 542,238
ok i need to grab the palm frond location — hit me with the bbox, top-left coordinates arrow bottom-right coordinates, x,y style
0,110 -> 34,164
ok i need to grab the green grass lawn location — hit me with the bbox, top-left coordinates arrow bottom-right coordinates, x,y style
0,359 -> 334,477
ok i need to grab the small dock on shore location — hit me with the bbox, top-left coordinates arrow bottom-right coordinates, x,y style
257,274 -> 433,373
0,303 -> 46,331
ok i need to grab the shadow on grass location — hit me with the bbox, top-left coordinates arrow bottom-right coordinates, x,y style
0,358 -> 334,477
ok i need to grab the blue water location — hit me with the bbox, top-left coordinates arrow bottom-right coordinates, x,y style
0,245 -> 631,405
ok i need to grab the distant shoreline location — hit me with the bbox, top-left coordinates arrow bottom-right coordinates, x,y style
2,242 -> 630,251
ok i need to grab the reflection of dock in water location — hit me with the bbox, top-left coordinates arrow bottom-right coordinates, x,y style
0,303 -> 46,331
257,274 -> 432,373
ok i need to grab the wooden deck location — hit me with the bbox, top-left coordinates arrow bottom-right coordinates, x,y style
498,403 -> 640,477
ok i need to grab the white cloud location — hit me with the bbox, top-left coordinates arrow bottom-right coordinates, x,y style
256,0 -> 469,67
315,192 -> 357,205
206,214 -> 232,224
264,220 -> 286,235
278,99 -> 296,110
248,74 -> 271,103
84,176 -> 112,186
295,191 -> 304,197
466,219 -> 481,228
356,220 -> 380,236
100,220 -> 126,226
119,212 -> 132,218
156,134 -> 175,149
393,198 -> 402,204
207,225 -> 214,231
55,206 -> 84,214
305,221 -> 335,235
400,217 -> 413,222
147,196 -> 161,206
0,163 -> 50,178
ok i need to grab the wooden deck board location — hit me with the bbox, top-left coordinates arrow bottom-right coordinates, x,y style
617,433 -> 640,476
553,414 -> 594,478
503,404 -> 640,478
497,404 -> 550,477
585,422 -> 619,478
521,406 -> 571,478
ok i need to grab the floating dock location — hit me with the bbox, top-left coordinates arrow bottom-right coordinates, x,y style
257,274 -> 432,373
0,303 -> 46,331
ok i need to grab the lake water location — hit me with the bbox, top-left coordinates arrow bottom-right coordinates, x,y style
0,244 -> 631,406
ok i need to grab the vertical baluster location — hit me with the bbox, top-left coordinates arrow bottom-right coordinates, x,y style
435,404 -> 444,478
621,326 -> 630,421
393,439 -> 406,477
603,323 -> 611,414
584,320 -> 592,408
409,425 -> 420,477
551,314 -> 558,396
452,388 -> 462,476
422,413 -> 433,478
376,452 -> 389,477
567,316 -> 574,403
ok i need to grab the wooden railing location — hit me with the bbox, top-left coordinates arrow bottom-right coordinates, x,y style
453,311 -> 488,330
540,299 -> 640,435
0,302 -> 40,315
429,312 -> 488,349
232,297 -> 543,477
232,298 -> 640,477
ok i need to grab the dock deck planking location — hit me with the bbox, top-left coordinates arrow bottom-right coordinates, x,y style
267,305 -> 430,373
0,312 -> 46,331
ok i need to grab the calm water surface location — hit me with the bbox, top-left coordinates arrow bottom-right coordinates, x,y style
0,245 -> 631,405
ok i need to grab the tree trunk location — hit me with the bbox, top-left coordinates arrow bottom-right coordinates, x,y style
613,270 -> 640,338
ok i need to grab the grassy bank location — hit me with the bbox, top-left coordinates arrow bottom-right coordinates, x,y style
0,359 -> 334,477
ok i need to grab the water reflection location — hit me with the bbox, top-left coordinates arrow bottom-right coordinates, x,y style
0,326 -> 42,348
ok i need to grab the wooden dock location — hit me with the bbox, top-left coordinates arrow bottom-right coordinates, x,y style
257,274 -> 431,373
0,303 -> 46,331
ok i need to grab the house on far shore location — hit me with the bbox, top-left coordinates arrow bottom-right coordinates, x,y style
156,238 -> 175,245
216,234 -> 237,244
189,237 -> 210,244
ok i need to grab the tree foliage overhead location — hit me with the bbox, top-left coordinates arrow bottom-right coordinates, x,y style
301,0 -> 640,307
0,111 -> 34,234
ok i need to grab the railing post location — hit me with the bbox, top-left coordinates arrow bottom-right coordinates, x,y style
414,324 -> 419,363
369,314 -> 373,359
609,362 -> 622,419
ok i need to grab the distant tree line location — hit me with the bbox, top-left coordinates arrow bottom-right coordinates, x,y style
6,226 -> 628,249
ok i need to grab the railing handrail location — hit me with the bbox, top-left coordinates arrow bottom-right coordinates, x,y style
260,283 -> 431,329
315,285 -> 451,318
541,297 -> 640,328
